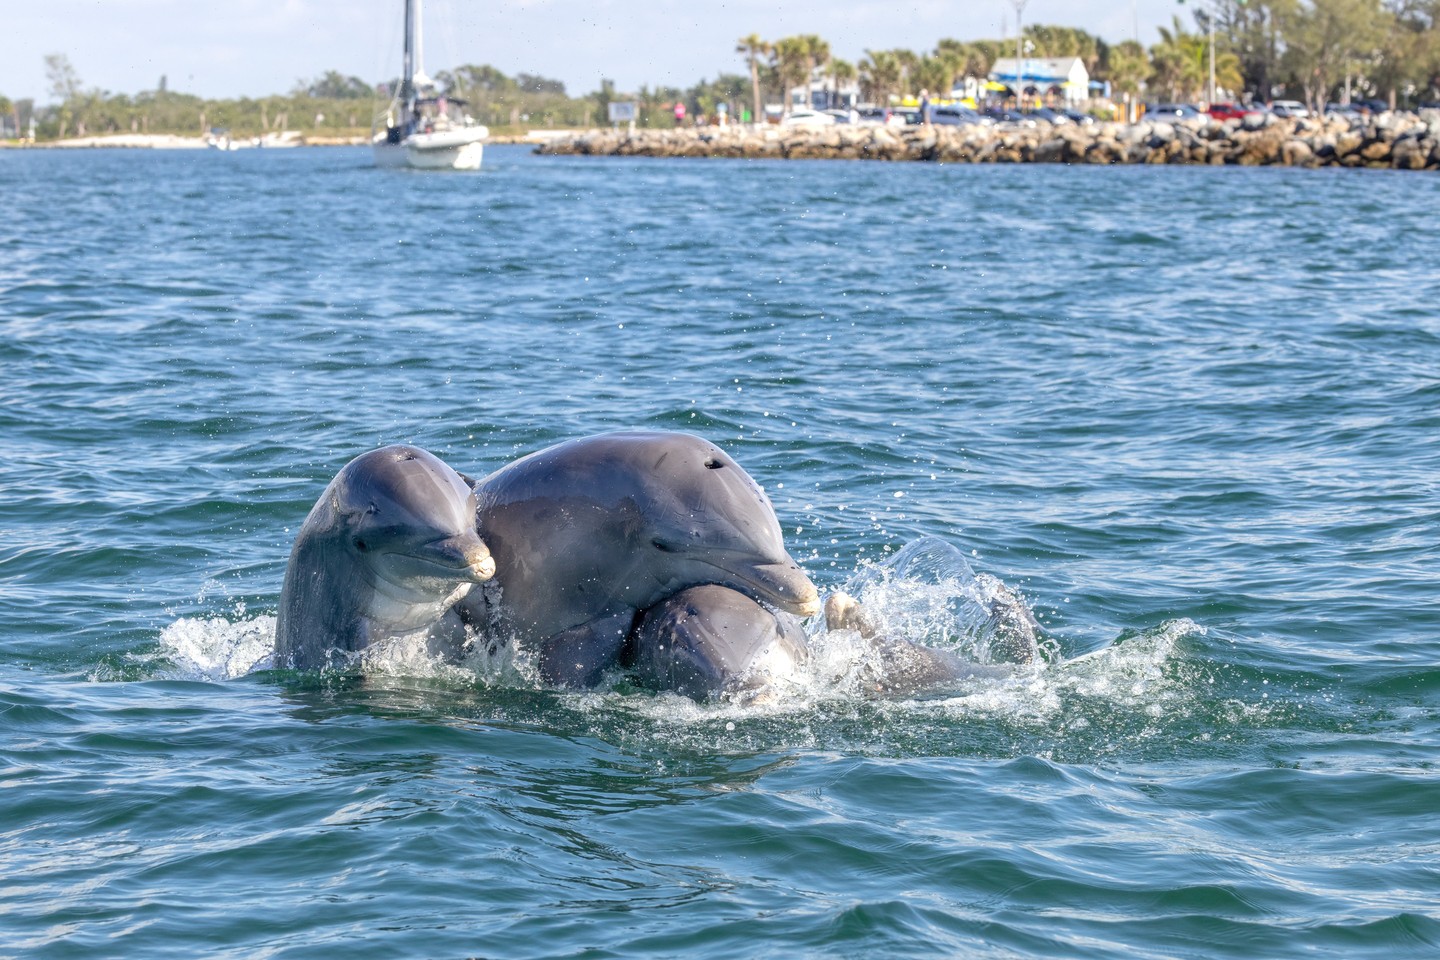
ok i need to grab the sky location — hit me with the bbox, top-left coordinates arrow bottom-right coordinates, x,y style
6,0 -> 1191,104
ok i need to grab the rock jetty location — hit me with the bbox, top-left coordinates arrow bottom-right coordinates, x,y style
537,110 -> 1440,171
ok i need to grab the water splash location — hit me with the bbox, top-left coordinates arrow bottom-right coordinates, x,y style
827,536 -> 1049,663
157,611 -> 276,680
149,537 -> 1201,742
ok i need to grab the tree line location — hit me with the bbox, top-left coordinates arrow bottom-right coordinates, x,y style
2,56 -> 603,140
4,3 -> 1437,141
734,2 -> 1438,114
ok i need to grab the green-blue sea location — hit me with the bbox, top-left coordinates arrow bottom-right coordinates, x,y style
2,145 -> 1437,958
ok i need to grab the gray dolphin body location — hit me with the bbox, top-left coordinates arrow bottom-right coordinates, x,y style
457,431 -> 820,687
632,584 -> 1037,701
275,445 -> 495,670
631,585 -> 810,699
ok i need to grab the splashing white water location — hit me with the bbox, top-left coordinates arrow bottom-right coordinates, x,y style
831,537 -> 1048,664
153,536 -> 1198,734
158,613 -> 276,680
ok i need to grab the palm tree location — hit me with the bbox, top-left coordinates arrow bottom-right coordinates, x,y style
966,40 -> 1004,79
736,33 -> 770,124
803,35 -> 831,108
1103,39 -> 1150,119
892,48 -> 920,96
1150,17 -> 1206,101
828,58 -> 856,109
917,50 -> 963,98
936,39 -> 990,90
860,49 -> 902,105
772,36 -> 812,114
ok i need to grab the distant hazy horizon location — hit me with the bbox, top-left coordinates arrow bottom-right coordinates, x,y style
7,0 -> 1185,104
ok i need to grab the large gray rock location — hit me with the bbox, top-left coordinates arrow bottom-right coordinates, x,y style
1119,122 -> 1150,145
1335,131 -> 1364,157
1391,136 -> 1427,169
1033,137 -> 1066,163
1281,139 -> 1314,166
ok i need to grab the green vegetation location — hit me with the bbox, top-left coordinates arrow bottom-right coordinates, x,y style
4,3 -> 1437,142
5,55 -> 609,141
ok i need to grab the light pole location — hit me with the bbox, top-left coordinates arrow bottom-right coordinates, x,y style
1208,8 -> 1216,106
1180,0 -> 1218,106
1011,0 -> 1029,109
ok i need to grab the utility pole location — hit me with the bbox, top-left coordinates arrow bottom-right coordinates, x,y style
1012,0 -> 1028,109
1180,0 -> 1218,106
1208,6 -> 1216,106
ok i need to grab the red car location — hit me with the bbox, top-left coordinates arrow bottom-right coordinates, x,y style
1207,102 -> 1255,121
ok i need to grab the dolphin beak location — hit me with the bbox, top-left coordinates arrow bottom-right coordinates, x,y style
422,534 -> 495,582
470,552 -> 496,581
715,557 -> 821,618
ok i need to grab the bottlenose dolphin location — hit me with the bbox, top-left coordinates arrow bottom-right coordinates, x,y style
458,431 -> 820,686
275,445 -> 494,670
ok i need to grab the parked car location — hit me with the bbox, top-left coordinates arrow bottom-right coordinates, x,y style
781,108 -> 837,128
1146,103 -> 1202,120
1269,99 -> 1310,118
1062,109 -> 1097,126
1207,102 -> 1254,121
1025,107 -> 1071,125
991,110 -> 1039,128
1353,98 -> 1389,114
856,106 -> 913,126
930,105 -> 990,126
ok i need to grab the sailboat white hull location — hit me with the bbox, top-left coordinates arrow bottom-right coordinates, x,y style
372,127 -> 487,171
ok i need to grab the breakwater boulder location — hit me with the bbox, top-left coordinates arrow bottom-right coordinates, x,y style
536,110 -> 1440,171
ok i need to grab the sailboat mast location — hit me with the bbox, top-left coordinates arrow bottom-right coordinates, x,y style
401,0 -> 415,102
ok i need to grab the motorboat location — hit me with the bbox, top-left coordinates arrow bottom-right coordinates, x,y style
372,0 -> 488,170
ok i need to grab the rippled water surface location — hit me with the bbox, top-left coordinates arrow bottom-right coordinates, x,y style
3,146 -> 1438,958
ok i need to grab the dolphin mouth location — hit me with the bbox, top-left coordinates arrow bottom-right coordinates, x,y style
413,535 -> 495,582
705,557 -> 821,618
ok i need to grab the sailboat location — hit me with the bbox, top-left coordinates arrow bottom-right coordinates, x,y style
372,0 -> 488,170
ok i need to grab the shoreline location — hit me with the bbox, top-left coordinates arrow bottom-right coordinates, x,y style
0,133 -> 365,150
0,131 -> 548,150
11,116 -> 1436,171
537,111 -> 1440,171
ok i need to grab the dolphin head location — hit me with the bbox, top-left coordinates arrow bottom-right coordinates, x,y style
330,445 -> 495,602
629,434 -> 820,618
631,584 -> 810,700
277,444 -> 496,668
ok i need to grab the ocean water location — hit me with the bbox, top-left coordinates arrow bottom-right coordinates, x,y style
2,144 -> 1437,958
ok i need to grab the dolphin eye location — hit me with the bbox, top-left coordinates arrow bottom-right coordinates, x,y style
651,538 -> 675,553
353,538 -> 369,553
703,458 -> 723,470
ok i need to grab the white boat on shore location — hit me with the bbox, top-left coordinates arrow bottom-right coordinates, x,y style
373,0 -> 487,171
254,131 -> 302,148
